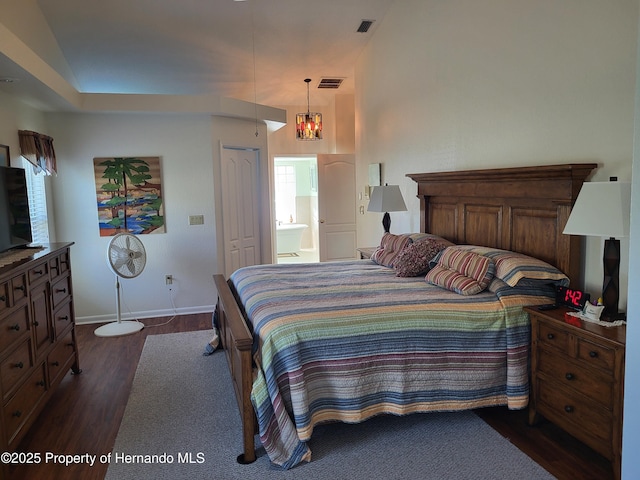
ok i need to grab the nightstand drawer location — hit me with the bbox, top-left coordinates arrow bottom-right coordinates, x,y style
537,353 -> 613,407
577,338 -> 615,372
536,321 -> 570,352
538,377 -> 613,455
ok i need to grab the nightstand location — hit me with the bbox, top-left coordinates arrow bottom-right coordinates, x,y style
525,306 -> 626,480
356,247 -> 377,259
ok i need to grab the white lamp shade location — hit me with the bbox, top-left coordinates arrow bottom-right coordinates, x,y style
367,185 -> 407,213
563,181 -> 631,237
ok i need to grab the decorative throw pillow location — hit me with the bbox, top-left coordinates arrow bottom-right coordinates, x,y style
425,247 -> 495,295
406,232 -> 455,247
394,238 -> 450,277
444,245 -> 569,287
370,233 -> 412,268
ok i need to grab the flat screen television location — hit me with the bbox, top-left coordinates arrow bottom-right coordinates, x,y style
0,165 -> 33,253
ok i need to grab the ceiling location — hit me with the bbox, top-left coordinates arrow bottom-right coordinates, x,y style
0,0 -> 395,111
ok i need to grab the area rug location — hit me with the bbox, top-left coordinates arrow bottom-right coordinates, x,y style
106,330 -> 556,480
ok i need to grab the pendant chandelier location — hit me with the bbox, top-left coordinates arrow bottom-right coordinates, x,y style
296,78 -> 323,140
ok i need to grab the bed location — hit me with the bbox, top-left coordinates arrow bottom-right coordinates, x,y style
212,163 -> 596,469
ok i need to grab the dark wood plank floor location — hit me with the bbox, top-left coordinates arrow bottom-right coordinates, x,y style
8,313 -> 613,480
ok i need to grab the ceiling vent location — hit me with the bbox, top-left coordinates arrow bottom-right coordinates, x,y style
357,20 -> 375,33
318,78 -> 344,89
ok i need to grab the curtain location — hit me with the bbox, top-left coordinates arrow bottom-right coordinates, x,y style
18,130 -> 57,175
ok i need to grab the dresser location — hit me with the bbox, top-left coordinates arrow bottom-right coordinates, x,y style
525,306 -> 625,480
0,243 -> 80,470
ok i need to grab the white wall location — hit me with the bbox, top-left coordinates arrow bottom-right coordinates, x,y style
0,91 -> 47,166
355,0 -> 637,310
46,112 -> 219,323
622,6 -> 640,477
355,1 -> 639,476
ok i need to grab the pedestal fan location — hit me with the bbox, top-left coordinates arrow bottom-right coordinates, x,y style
94,232 -> 147,337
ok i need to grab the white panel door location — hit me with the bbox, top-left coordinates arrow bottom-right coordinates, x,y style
317,154 -> 357,261
221,147 -> 261,277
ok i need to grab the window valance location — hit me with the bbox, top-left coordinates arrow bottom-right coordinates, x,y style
18,130 -> 57,175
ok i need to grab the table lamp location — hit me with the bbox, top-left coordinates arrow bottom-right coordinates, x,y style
367,184 -> 407,233
562,178 -> 631,321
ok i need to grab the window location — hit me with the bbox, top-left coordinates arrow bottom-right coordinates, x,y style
21,157 -> 49,243
275,165 -> 296,223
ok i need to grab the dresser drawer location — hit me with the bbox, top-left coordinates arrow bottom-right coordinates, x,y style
51,276 -> 71,310
0,280 -> 9,313
10,273 -> 28,305
537,352 -> 613,407
2,364 -> 46,448
536,320 -> 570,352
0,339 -> 33,399
0,304 -> 29,353
27,262 -> 48,285
537,377 -> 613,457
53,300 -> 73,338
48,330 -> 76,386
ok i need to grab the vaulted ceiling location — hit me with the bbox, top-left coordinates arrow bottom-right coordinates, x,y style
0,0 -> 395,111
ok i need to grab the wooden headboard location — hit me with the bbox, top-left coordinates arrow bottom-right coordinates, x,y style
406,164 -> 597,285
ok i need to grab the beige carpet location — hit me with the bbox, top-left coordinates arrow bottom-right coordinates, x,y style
106,329 -> 556,480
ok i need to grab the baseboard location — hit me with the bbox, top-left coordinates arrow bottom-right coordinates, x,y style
76,305 -> 216,325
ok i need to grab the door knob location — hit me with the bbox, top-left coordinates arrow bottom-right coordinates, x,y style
319,219 -> 325,223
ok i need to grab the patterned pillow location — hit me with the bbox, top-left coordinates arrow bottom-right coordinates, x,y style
445,245 -> 569,287
425,247 -> 495,295
370,233 -> 412,268
394,239 -> 450,277
406,232 -> 455,246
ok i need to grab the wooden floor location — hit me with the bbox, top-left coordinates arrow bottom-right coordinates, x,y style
8,313 -> 613,480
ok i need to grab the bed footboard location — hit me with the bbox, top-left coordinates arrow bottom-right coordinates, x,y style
212,274 -> 256,464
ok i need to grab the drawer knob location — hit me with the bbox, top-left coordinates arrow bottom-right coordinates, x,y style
565,373 -> 575,381
33,321 -> 39,327
564,405 -> 574,413
547,333 -> 555,340
36,380 -> 45,387
51,361 -> 60,367
56,288 -> 67,294
10,324 -> 20,331
15,285 -> 24,291
589,351 -> 598,358
58,315 -> 69,322
0,294 -> 6,302
34,269 -> 43,274
15,361 -> 24,369
12,411 -> 22,418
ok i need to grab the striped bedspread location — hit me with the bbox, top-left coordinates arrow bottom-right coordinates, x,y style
229,260 -> 554,469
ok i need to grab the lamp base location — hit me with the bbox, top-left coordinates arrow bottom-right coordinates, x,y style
382,212 -> 391,233
602,237 -> 620,318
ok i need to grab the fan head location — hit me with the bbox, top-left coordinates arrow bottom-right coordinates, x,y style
107,233 -> 147,278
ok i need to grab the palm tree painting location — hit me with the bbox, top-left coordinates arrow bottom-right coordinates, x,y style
94,156 -> 165,236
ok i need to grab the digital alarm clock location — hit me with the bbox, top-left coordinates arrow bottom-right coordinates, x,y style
555,285 -> 590,311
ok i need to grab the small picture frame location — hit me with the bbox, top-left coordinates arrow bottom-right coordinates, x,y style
0,144 -> 9,166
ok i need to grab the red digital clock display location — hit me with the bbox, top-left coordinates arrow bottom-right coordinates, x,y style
556,286 -> 590,310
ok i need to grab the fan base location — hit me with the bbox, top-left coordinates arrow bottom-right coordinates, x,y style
94,320 -> 144,337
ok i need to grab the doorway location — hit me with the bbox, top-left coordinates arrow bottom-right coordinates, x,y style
273,156 -> 319,264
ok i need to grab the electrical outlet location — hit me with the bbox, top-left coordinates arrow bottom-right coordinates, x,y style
165,275 -> 173,285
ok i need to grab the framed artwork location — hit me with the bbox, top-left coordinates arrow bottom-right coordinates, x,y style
94,156 -> 165,236
0,144 -> 9,166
